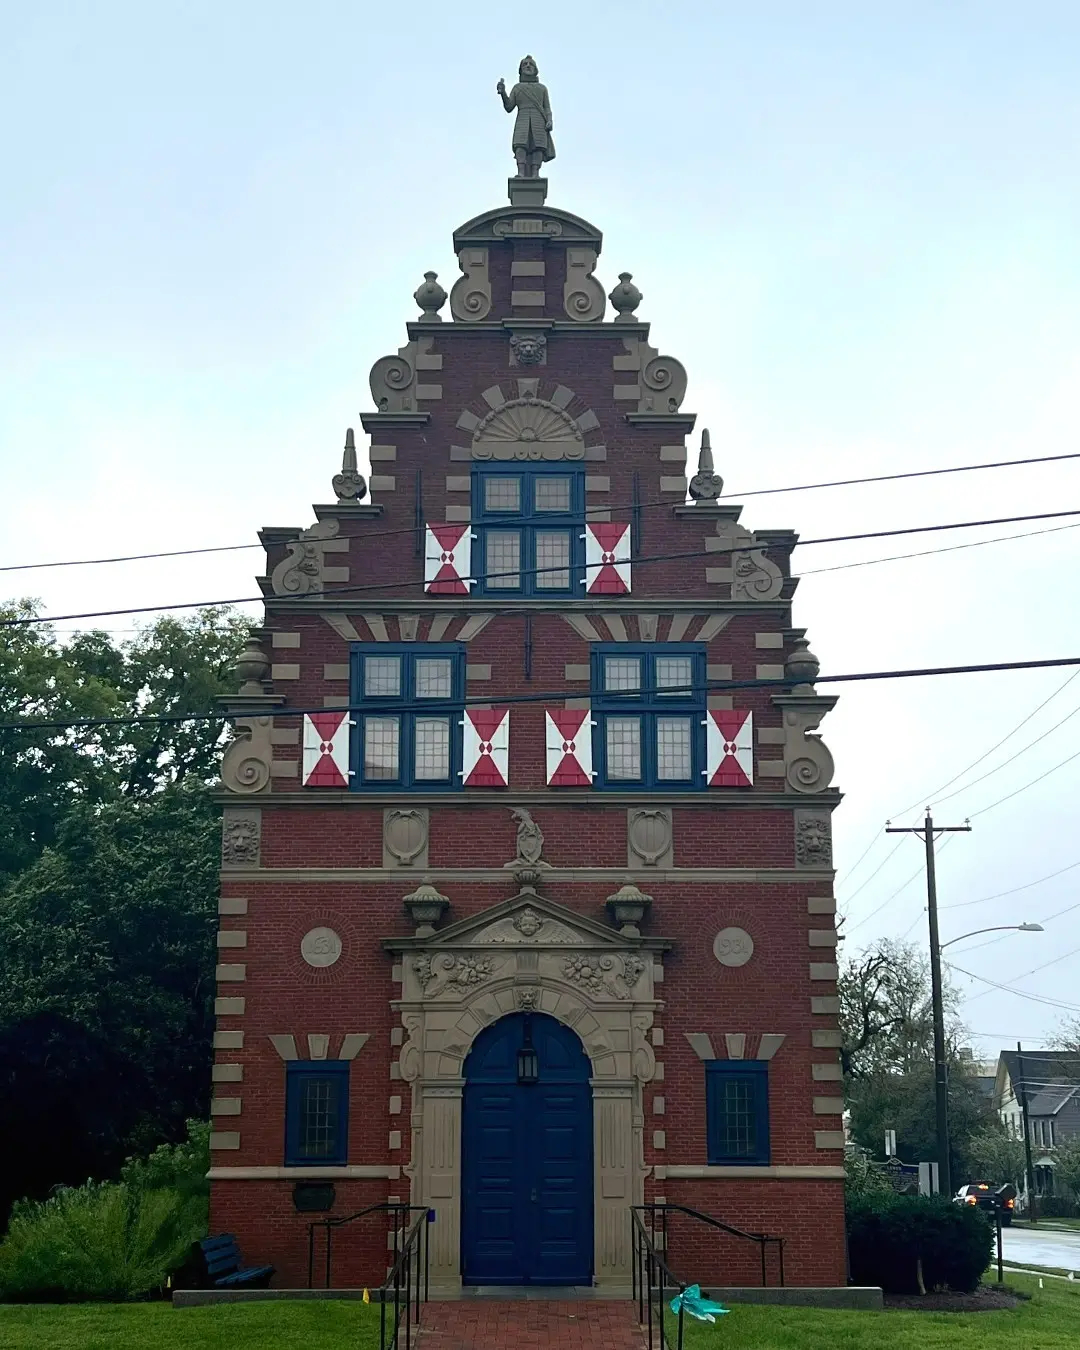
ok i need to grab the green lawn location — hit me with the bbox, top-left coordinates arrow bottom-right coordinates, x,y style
0,1299 -> 383,1350
1,1274 -> 1078,1349
669,1273 -> 1080,1349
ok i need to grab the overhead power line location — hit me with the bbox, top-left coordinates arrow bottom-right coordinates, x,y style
799,520 -> 1080,576
941,859 -> 1080,911
2,446 -> 1079,574
4,514 -> 1077,631
947,964 -> 1080,1013
6,653 -> 1080,737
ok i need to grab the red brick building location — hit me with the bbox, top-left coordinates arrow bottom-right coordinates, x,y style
209,152 -> 844,1291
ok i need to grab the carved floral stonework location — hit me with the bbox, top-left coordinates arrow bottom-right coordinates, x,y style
221,808 -> 261,866
414,952 -> 495,993
562,953 -> 645,1001
795,812 -> 833,869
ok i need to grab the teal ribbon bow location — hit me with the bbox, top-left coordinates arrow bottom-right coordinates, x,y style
670,1284 -> 730,1322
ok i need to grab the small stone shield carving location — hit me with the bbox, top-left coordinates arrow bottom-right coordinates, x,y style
384,809 -> 429,867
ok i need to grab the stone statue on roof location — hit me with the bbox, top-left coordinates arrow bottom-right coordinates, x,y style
497,56 -> 555,178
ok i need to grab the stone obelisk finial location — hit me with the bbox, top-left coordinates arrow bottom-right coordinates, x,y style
332,428 -> 367,503
688,429 -> 724,503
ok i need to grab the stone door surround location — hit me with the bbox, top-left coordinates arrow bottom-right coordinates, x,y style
384,888 -> 668,1288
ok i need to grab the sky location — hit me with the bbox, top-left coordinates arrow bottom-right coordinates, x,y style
3,2 -> 1080,1060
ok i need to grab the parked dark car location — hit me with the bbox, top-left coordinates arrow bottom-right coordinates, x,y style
955,1181 -> 1015,1225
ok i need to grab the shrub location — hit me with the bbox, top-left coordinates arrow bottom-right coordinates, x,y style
846,1192 -> 994,1294
0,1121 -> 210,1302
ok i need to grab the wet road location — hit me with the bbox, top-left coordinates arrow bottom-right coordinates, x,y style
1002,1223 -> 1080,1270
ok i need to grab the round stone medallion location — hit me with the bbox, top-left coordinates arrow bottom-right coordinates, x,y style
301,927 -> 343,968
713,927 -> 754,968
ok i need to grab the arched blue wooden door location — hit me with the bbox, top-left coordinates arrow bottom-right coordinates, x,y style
461,1011 -> 593,1285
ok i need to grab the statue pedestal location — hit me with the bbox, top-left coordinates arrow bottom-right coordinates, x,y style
508,176 -> 548,208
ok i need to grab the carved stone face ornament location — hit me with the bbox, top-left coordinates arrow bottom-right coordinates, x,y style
509,332 -> 547,367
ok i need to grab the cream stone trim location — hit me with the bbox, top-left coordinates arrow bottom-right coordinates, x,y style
651,1028 -> 664,1046
364,614 -> 390,642
813,1097 -> 845,1115
757,1034 -> 785,1060
815,1131 -> 846,1150
511,261 -> 545,277
659,477 -> 687,495
392,889 -> 661,1291
324,664 -> 350,681
271,664 -> 300,680
209,1165 -> 400,1180
445,476 -> 471,492
693,615 -> 733,642
659,446 -> 687,464
653,1097 -> 666,1115
370,475 -> 397,492
481,386 -> 505,409
369,445 -> 397,461
664,1165 -> 846,1180
269,1035 -> 299,1061
724,1034 -> 746,1059
809,930 -> 839,948
389,1130 -> 402,1150
216,963 -> 246,981
510,291 -> 545,307
653,1131 -> 666,1150
685,1033 -> 716,1060
340,1034 -> 370,1060
219,867 -> 837,885
212,1064 -> 243,1083
812,1029 -> 844,1048
218,897 -> 248,916
444,506 -> 471,522
272,633 -> 301,648
210,1132 -> 241,1150
755,632 -> 784,649
215,997 -> 245,1016
807,897 -> 837,914
217,930 -> 247,949
308,1034 -> 330,1060
811,997 -> 841,1015
210,1098 -> 241,1116
321,614 -> 362,642
755,664 -> 785,681
812,1063 -> 843,1081
389,1095 -> 402,1114
810,963 -> 839,981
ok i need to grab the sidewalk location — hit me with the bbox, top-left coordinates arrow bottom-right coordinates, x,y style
418,1300 -> 647,1349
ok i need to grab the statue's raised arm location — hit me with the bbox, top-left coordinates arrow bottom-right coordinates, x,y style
498,55 -> 555,178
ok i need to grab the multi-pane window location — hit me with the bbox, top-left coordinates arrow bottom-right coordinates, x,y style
351,646 -> 464,790
591,646 -> 705,788
285,1062 -> 349,1166
705,1061 -> 770,1165
472,467 -> 583,595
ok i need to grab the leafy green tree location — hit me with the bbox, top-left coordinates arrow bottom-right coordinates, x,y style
1051,1132 -> 1080,1203
0,606 -> 247,1227
968,1123 -> 1027,1187
840,939 -> 997,1183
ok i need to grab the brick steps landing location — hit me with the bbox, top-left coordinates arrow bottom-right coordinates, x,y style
418,1300 -> 647,1350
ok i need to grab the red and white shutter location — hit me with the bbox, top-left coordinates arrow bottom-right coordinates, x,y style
545,708 -> 594,786
302,712 -> 353,787
461,707 -> 509,787
703,710 -> 754,787
424,524 -> 473,595
581,522 -> 631,595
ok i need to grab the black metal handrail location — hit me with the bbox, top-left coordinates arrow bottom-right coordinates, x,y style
306,1202 -> 427,1291
634,1202 -> 785,1289
379,1207 -> 432,1350
631,1208 -> 687,1350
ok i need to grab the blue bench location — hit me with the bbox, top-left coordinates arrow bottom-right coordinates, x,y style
188,1234 -> 275,1289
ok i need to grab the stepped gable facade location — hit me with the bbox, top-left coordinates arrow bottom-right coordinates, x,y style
210,85 -> 844,1290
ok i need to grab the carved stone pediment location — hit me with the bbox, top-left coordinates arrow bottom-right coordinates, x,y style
386,888 -> 645,954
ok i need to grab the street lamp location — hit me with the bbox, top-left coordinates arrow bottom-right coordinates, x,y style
939,923 -> 1044,952
934,921 -> 1043,1195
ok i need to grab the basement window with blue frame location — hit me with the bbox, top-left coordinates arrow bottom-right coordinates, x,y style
590,645 -> 705,789
285,1061 -> 349,1166
350,645 -> 465,790
705,1061 -> 770,1165
471,465 -> 584,595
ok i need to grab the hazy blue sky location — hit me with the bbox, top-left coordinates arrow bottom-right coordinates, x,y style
3,3 -> 1080,1058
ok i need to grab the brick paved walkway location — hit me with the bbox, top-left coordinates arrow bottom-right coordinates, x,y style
418,1300 -> 647,1349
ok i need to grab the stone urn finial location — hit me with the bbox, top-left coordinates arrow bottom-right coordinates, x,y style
403,877 -> 450,935
605,878 -> 653,936
688,429 -> 724,502
785,636 -> 821,691
332,427 -> 367,503
414,271 -> 448,320
608,272 -> 642,321
233,635 -> 270,694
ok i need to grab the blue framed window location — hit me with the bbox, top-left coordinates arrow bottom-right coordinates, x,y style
285,1061 -> 349,1166
350,645 -> 465,790
472,466 -> 584,596
590,645 -> 705,789
705,1061 -> 770,1165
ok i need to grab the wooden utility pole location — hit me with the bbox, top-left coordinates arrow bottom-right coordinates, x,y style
1017,1042 -> 1039,1223
886,811 -> 971,1198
